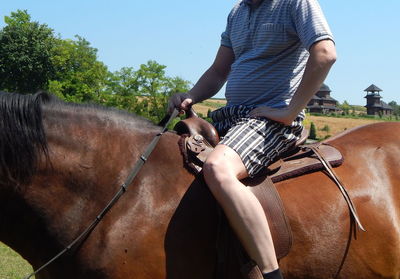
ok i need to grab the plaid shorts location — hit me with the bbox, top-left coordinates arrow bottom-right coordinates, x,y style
210,106 -> 304,177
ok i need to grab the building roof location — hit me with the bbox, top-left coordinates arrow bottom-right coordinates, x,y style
364,94 -> 381,98
307,105 -> 341,110
319,83 -> 331,92
366,102 -> 393,110
364,84 -> 382,92
367,104 -> 384,108
321,95 -> 338,102
381,101 -> 393,110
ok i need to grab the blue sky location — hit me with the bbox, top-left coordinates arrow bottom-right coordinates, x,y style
1,0 -> 399,105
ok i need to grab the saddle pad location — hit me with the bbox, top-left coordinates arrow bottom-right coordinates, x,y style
269,144 -> 343,183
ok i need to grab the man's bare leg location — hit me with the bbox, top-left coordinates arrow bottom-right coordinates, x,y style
203,144 -> 278,273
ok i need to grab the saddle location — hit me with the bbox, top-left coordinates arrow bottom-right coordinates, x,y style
174,109 -> 363,279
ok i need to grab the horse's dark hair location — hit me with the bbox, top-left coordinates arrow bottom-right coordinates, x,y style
0,91 -> 159,187
0,91 -> 51,187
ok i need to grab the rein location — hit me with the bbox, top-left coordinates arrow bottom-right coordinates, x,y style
23,109 -> 179,279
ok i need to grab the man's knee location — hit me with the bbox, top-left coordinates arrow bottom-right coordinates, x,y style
203,145 -> 248,182
203,154 -> 235,198
203,154 -> 226,181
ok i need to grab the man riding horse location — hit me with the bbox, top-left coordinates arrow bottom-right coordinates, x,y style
168,0 -> 336,278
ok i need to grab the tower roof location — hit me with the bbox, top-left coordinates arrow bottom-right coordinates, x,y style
364,84 -> 382,92
319,83 -> 331,92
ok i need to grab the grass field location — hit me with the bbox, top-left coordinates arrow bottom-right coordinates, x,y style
0,99 -> 393,276
306,115 -> 385,139
0,242 -> 33,279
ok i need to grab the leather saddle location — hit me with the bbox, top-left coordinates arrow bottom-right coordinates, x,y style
174,108 -> 343,182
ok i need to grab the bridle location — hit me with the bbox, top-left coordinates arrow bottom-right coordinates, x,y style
22,109 -> 179,279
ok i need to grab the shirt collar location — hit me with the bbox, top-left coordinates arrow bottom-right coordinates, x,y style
243,0 -> 265,6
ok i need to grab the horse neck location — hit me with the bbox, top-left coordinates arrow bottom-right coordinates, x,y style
0,105 -> 168,268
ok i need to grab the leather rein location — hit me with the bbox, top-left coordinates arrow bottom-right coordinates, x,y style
22,109 -> 180,279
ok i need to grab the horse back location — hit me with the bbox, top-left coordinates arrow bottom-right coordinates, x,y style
277,122 -> 400,278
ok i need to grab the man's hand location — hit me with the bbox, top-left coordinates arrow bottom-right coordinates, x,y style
167,92 -> 194,114
249,106 -> 294,126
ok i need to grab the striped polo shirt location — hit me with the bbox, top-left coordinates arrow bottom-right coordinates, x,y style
221,0 -> 334,108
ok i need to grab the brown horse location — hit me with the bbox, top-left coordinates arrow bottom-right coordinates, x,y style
0,91 -> 399,279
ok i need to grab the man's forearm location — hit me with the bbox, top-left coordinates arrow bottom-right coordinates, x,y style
188,67 -> 228,104
288,40 -> 337,119
247,40 -> 336,125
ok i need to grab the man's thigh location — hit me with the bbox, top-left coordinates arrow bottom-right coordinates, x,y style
219,117 -> 303,177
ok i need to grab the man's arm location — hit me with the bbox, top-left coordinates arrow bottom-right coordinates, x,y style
168,46 -> 235,113
249,39 -> 337,125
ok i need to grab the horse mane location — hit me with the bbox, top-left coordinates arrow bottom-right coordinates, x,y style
0,91 -> 157,187
0,91 -> 51,187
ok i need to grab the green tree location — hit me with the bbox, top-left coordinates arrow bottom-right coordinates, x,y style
104,60 -> 191,123
48,35 -> 108,103
135,61 -> 191,122
1,10 -> 191,123
321,124 -> 330,133
339,100 -> 351,115
309,122 -> 317,140
0,10 -> 56,93
388,101 -> 400,116
166,76 -> 192,95
107,67 -> 139,97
